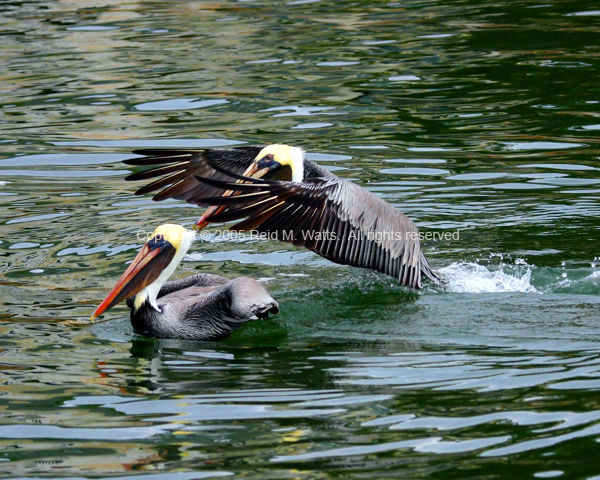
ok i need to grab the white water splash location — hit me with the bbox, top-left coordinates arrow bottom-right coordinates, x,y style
439,262 -> 539,294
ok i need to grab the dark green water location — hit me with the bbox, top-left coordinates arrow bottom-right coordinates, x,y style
1,0 -> 600,478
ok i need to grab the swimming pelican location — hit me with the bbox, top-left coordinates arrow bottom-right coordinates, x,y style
90,224 -> 279,340
124,145 -> 441,289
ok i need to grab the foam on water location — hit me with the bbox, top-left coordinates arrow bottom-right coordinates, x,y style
439,262 -> 539,294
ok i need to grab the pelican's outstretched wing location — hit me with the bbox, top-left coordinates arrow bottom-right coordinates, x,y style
195,169 -> 441,288
123,146 -> 265,206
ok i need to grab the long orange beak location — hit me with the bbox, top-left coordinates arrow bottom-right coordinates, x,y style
90,241 -> 175,321
195,162 -> 263,230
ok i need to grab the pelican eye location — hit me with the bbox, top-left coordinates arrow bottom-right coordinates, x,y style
264,154 -> 274,161
154,234 -> 165,242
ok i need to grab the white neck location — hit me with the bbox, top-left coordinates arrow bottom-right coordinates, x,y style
290,147 -> 305,183
133,230 -> 195,311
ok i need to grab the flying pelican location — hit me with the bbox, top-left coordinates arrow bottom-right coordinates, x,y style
90,223 -> 279,340
123,145 -> 441,289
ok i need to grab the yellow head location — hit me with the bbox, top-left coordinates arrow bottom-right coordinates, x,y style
254,144 -> 305,182
151,224 -> 190,252
91,223 -> 195,321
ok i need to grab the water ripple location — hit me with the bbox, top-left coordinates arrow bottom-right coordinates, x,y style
272,435 -> 511,462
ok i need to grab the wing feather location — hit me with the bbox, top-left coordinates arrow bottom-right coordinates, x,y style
125,149 -> 440,288
123,146 -> 265,206
192,171 -> 440,288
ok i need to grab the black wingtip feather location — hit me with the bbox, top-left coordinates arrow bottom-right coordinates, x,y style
193,175 -> 269,192
124,155 -> 195,166
206,162 -> 281,185
123,150 -> 197,166
209,198 -> 280,223
131,149 -> 198,156
197,191 -> 271,206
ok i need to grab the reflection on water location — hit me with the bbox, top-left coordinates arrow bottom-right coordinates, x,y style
1,0 -> 600,478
